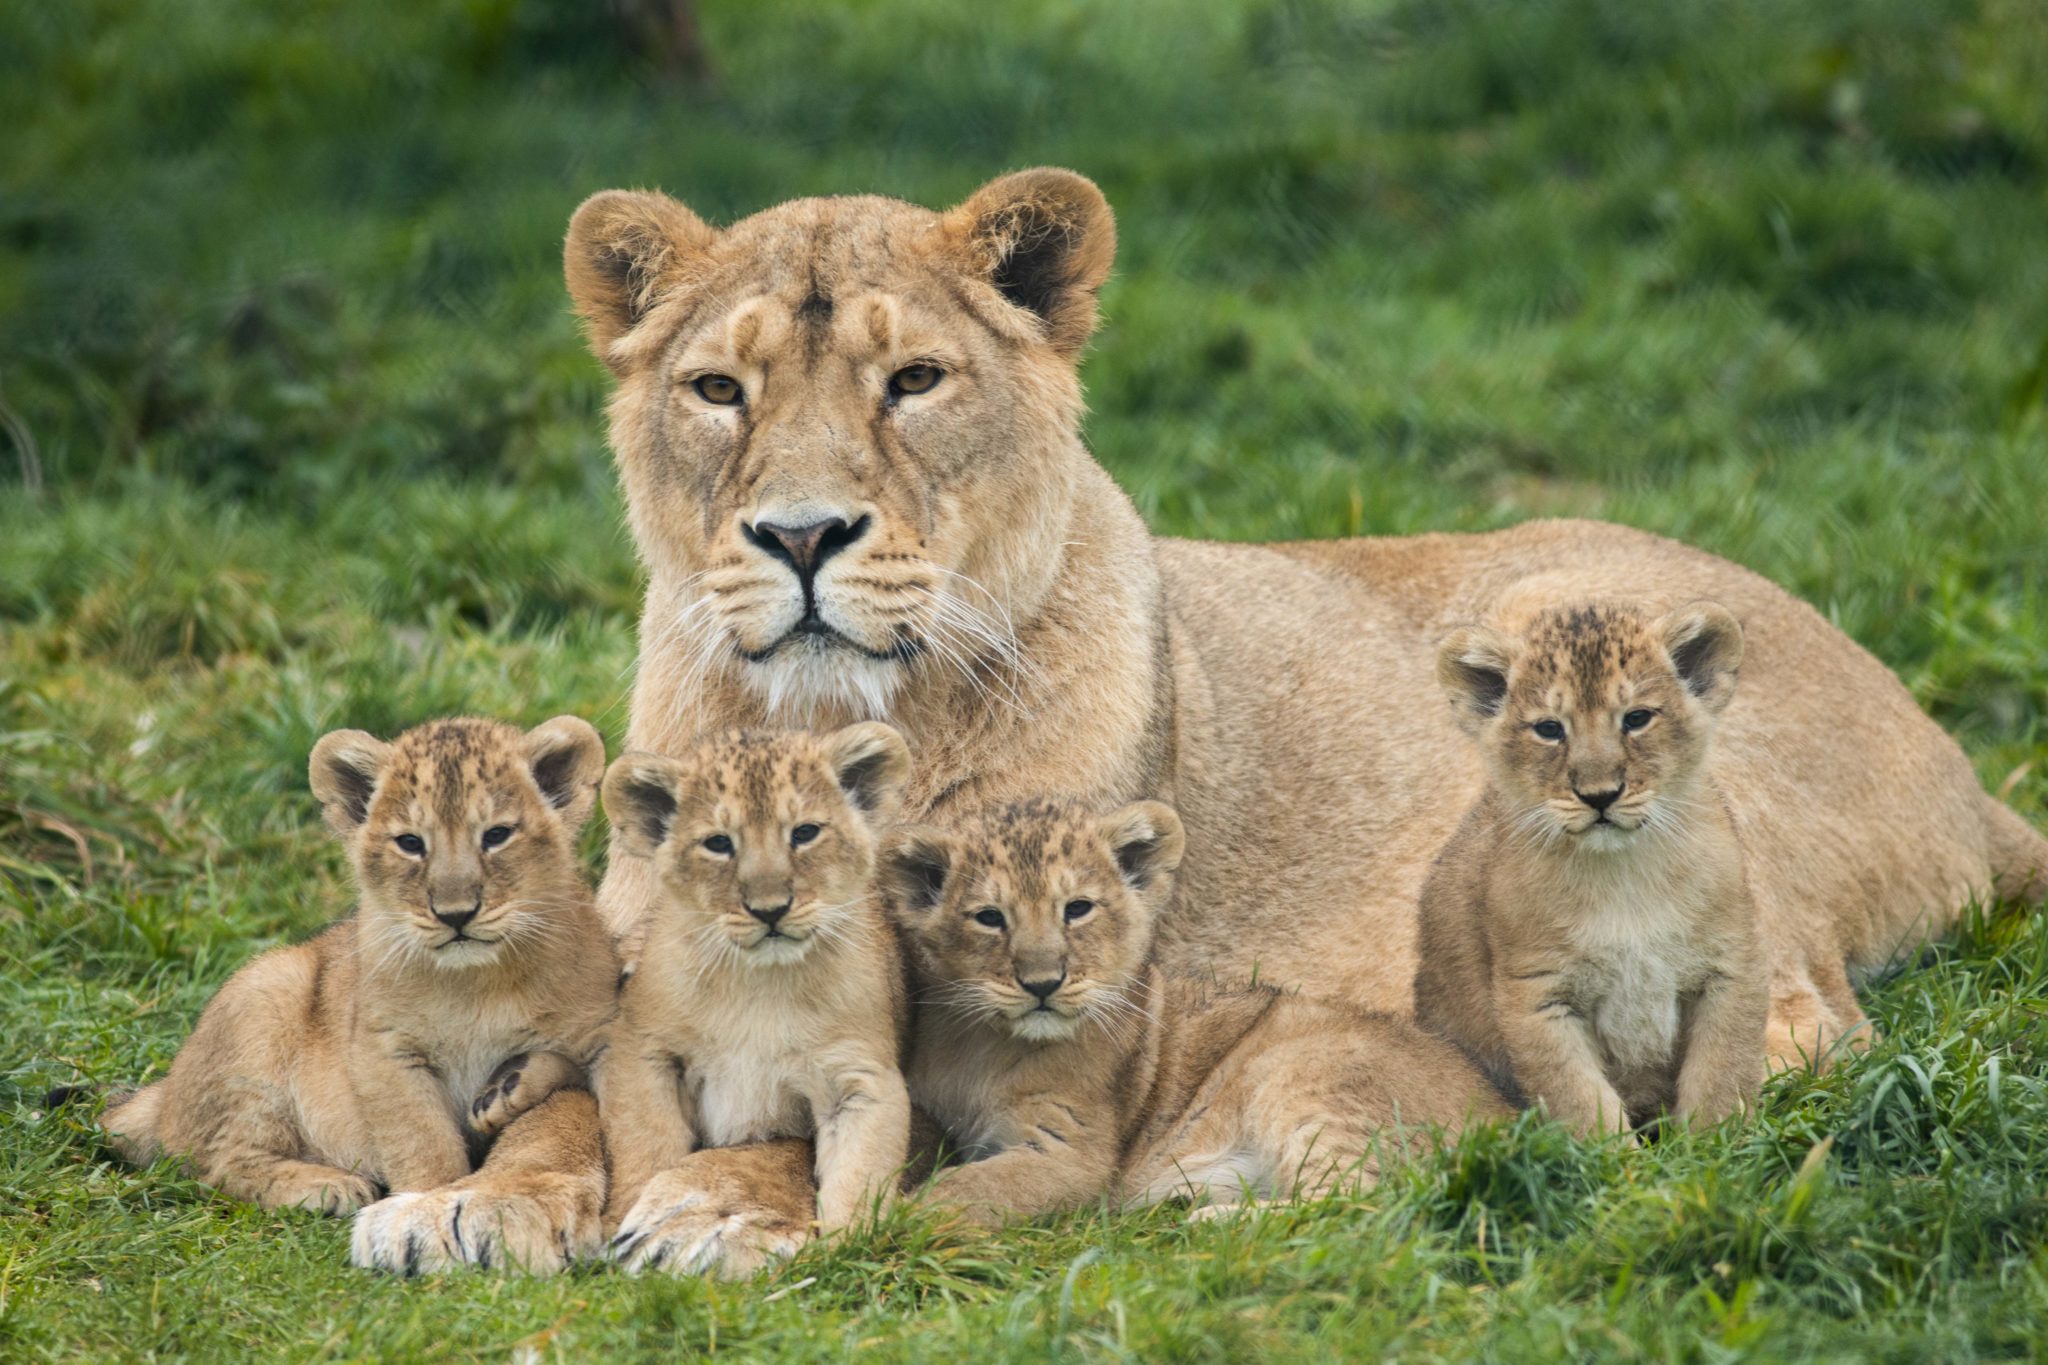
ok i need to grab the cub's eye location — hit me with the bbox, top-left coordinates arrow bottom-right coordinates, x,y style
481,825 -> 514,850
393,834 -> 426,856
1622,709 -> 1656,733
1532,720 -> 1566,742
790,823 -> 821,848
972,907 -> 1007,930
888,364 -> 943,398
701,834 -> 734,856
693,374 -> 744,405
1063,899 -> 1096,923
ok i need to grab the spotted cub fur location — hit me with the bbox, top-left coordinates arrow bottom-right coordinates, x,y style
596,724 -> 914,1274
97,717 -> 619,1240
1416,600 -> 1767,1136
880,799 -> 1512,1225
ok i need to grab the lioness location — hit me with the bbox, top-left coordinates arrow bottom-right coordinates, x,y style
98,717 -> 619,1272
556,168 -> 2045,1267
882,799 -> 1512,1223
596,724 -> 915,1272
1416,601 -> 1767,1136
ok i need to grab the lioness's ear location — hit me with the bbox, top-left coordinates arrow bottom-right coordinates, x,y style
1659,602 -> 1744,713
877,826 -> 953,922
525,716 -> 606,835
601,752 -> 687,859
1099,801 -> 1184,894
564,189 -> 717,373
819,722 -> 913,826
309,730 -> 391,837
1437,626 -> 1518,734
942,168 -> 1115,357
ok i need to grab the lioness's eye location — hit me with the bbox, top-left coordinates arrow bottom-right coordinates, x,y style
693,374 -> 744,405
393,834 -> 426,856
1532,720 -> 1566,741
1622,709 -> 1656,733
790,823 -> 821,848
702,834 -> 734,855
481,825 -> 515,850
888,364 -> 943,398
973,907 -> 1006,930
1064,899 -> 1095,923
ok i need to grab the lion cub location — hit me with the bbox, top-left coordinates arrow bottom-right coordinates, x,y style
596,724 -> 914,1267
1416,600 -> 1767,1137
880,799 -> 1512,1225
98,717 -> 619,1213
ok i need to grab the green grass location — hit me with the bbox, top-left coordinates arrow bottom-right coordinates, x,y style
4,0 -> 2047,1357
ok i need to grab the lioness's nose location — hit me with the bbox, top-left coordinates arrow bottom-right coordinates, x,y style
432,903 -> 479,929
1576,785 -> 1624,812
1018,971 -> 1066,1002
746,902 -> 790,930
745,515 -> 868,580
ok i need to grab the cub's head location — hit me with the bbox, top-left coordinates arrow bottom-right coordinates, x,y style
1437,601 -> 1743,851
563,169 -> 1114,722
309,716 -> 605,969
878,799 -> 1183,1043
601,724 -> 911,966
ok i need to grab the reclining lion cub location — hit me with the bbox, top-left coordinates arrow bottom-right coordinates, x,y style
883,800 -> 1513,1224
99,717 -> 618,1274
556,168 -> 2046,1268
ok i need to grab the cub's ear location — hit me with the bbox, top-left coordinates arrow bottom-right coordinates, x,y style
309,730 -> 391,837
564,189 -> 718,373
877,826 -> 954,922
1659,601 -> 1744,713
525,716 -> 606,835
1098,801 -> 1184,894
1436,625 -> 1518,734
819,722 -> 913,826
601,752 -> 688,860
941,168 -> 1115,357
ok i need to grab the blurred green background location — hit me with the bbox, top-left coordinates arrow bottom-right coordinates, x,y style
4,1 -> 2047,1358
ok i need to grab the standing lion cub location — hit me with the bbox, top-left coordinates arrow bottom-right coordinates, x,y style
1415,600 -> 1768,1137
596,724 -> 915,1274
97,716 -> 620,1217
880,799 -> 1513,1225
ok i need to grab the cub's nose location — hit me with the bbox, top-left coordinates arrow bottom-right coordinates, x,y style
1019,972 -> 1066,1003
432,904 -> 479,930
746,903 -> 791,931
1576,785 -> 1625,812
745,515 -> 869,580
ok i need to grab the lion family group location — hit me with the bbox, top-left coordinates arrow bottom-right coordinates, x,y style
68,170 -> 2046,1279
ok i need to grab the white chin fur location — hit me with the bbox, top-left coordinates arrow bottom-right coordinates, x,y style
743,644 -> 902,724
1575,825 -> 1638,853
430,938 -> 504,969
1009,1010 -> 1080,1042
742,935 -> 815,967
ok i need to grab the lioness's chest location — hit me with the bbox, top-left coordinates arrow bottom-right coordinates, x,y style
1562,894 -> 1717,1078
685,1035 -> 816,1147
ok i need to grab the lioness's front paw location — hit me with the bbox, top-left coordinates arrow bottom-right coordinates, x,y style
610,1171 -> 810,1279
350,1187 -> 592,1277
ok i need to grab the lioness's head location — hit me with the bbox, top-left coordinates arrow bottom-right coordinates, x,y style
878,799 -> 1183,1042
1437,601 -> 1743,851
563,169 -> 1114,722
601,724 -> 911,966
309,716 -> 604,969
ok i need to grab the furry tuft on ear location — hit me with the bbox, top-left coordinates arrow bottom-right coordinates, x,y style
525,716 -> 606,835
942,168 -> 1115,357
1098,801 -> 1185,893
308,730 -> 391,837
563,189 -> 717,372
1436,625 -> 1519,734
601,752 -> 688,860
877,826 -> 954,920
818,722 -> 913,825
1659,601 -> 1744,713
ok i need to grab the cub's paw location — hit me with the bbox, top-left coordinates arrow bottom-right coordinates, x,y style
274,1165 -> 380,1217
350,1186 -> 593,1277
469,1051 -> 584,1142
610,1172 -> 810,1280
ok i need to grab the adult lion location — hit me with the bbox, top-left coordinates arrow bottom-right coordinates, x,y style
554,168 -> 2042,1268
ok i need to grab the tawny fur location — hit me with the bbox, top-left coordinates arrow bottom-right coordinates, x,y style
881,801 -> 1512,1226
596,725 -> 915,1273
1416,601 -> 1769,1137
98,717 -> 619,1225
561,168 -> 2048,1268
